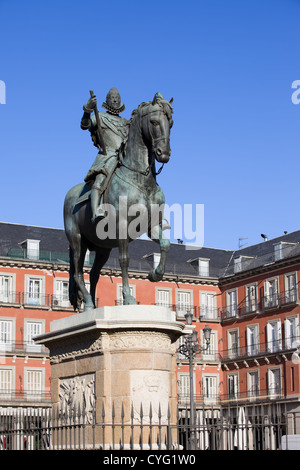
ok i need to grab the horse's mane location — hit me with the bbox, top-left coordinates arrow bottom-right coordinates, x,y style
130,93 -> 173,123
120,94 -> 173,157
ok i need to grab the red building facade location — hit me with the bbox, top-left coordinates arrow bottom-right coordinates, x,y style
0,222 -> 299,426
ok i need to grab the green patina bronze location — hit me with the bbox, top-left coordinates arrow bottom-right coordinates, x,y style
63,89 -> 173,311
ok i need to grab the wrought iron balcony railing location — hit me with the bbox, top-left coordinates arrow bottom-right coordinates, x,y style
0,341 -> 49,355
220,336 -> 300,362
0,389 -> 51,402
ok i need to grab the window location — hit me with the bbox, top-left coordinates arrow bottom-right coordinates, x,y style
178,373 -> 192,404
25,321 -> 43,352
0,274 -> 15,303
202,374 -> 218,403
0,319 -> 13,351
246,324 -> 259,356
198,259 -> 209,277
25,368 -> 43,399
247,370 -> 259,399
228,373 -> 239,399
202,330 -> 218,360
268,368 -> 281,398
117,284 -> 136,305
227,329 -> 239,358
199,291 -> 216,319
176,289 -> 193,318
274,242 -> 297,261
284,273 -> 297,303
155,288 -> 171,308
25,276 -> 45,305
177,335 -> 187,361
54,279 -> 70,307
285,316 -> 299,349
245,283 -> 257,313
226,289 -> 237,317
0,368 -> 13,398
264,278 -> 278,308
267,320 -> 282,352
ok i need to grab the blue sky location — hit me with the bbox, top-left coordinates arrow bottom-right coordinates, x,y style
0,0 -> 300,250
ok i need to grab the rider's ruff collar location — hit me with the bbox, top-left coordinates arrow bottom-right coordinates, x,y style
102,101 -> 125,115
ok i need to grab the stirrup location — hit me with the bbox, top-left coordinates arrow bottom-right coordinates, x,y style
92,206 -> 106,224
161,218 -> 171,231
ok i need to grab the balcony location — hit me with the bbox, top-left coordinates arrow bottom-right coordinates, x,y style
0,389 -> 51,403
0,340 -> 49,355
220,336 -> 300,362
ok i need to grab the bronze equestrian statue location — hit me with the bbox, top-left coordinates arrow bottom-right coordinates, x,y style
63,89 -> 173,311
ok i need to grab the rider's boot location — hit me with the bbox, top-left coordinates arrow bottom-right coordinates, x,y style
91,175 -> 106,224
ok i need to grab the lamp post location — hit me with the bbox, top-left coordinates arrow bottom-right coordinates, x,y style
177,312 -> 211,450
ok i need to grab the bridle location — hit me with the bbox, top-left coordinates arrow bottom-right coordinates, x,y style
120,105 -> 169,177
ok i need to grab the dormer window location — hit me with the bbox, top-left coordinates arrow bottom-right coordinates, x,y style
274,242 -> 297,261
19,239 -> 40,260
187,257 -> 210,276
233,255 -> 255,273
143,253 -> 161,270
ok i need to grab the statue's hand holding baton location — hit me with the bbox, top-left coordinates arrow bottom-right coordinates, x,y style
88,90 -> 107,155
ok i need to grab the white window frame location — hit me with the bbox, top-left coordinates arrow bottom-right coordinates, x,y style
202,374 -> 219,403
0,317 -> 16,351
53,278 -> 70,307
245,283 -> 258,313
117,283 -> 136,305
267,319 -> 282,352
227,328 -> 239,359
226,289 -> 238,317
24,275 -> 45,306
199,291 -> 216,319
284,272 -> 298,303
176,289 -> 193,318
24,367 -> 45,400
264,277 -> 279,308
247,369 -> 259,400
228,373 -> 239,399
0,273 -> 16,303
0,366 -> 14,399
178,372 -> 195,404
201,329 -> 218,360
24,319 -> 44,352
284,315 -> 300,349
246,323 -> 259,356
268,367 -> 282,398
155,287 -> 172,308
198,258 -> 210,277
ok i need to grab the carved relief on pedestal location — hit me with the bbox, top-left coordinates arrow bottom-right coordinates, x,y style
109,331 -> 171,351
59,373 -> 96,424
130,370 -> 170,425
50,336 -> 103,364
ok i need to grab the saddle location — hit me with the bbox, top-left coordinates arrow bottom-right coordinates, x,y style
76,158 -> 120,207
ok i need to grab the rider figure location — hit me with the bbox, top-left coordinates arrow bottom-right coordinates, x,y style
81,88 -> 129,223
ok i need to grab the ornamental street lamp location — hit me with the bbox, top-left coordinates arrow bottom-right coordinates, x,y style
177,312 -> 212,450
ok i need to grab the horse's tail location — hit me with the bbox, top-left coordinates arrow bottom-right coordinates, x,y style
69,246 -> 83,311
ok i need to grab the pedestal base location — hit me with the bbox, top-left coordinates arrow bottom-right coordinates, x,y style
36,305 -> 191,449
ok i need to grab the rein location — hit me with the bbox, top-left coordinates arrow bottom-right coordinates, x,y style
120,154 -> 164,177
120,107 -> 167,177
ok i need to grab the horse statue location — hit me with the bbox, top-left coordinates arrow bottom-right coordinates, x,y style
63,93 -> 173,311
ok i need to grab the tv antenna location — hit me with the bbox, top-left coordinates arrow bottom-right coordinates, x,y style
238,238 -> 248,249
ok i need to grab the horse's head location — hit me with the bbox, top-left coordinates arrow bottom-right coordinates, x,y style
135,93 -> 173,164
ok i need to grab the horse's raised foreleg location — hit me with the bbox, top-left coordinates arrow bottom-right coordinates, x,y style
118,237 -> 136,305
148,225 -> 170,282
90,248 -> 111,308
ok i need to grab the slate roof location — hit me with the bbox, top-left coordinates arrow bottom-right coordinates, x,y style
1,222 -> 300,279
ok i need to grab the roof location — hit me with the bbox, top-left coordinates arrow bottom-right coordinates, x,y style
1,221 -> 300,279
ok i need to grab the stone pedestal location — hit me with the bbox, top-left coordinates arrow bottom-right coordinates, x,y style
36,305 -> 191,449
